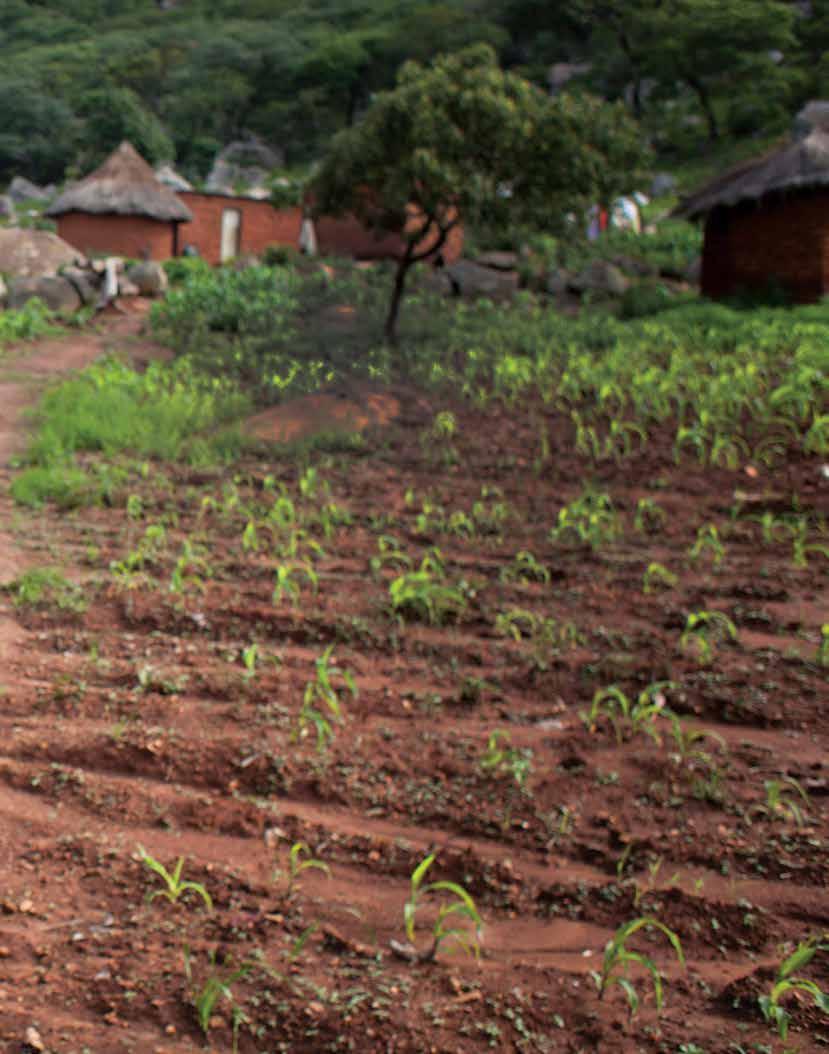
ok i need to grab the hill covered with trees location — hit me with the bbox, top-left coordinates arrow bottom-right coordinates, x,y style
0,0 -> 826,185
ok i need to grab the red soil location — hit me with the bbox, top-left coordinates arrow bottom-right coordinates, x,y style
0,315 -> 826,1052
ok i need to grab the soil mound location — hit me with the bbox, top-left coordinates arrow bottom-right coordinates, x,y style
246,386 -> 401,443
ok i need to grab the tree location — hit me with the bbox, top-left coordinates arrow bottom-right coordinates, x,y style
311,44 -> 646,344
567,0 -> 795,141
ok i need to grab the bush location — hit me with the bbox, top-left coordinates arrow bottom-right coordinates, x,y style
11,464 -> 98,509
620,282 -> 684,319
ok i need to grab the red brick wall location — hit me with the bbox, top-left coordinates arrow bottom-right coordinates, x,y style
702,191 -> 827,302
56,212 -> 175,260
178,192 -> 302,265
315,211 -> 464,263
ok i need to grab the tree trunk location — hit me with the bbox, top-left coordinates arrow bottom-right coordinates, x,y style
686,74 -> 720,141
384,250 -> 412,346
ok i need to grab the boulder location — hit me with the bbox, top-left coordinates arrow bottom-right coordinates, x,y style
8,275 -> 81,313
125,261 -> 168,297
0,195 -> 15,221
475,250 -> 519,271
0,228 -> 83,278
118,278 -> 141,297
206,137 -> 282,194
546,268 -> 571,295
61,266 -> 100,307
445,259 -> 519,299
612,254 -> 658,278
154,163 -> 193,192
570,260 -> 629,296
794,100 -> 829,139
650,172 -> 677,198
8,176 -> 52,204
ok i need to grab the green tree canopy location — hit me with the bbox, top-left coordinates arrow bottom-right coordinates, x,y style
311,44 -> 646,342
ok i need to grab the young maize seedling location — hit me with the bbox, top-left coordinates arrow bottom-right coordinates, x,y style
803,412 -> 829,455
819,624 -> 829,667
138,846 -> 213,911
421,410 -> 458,465
479,730 -> 532,789
273,560 -> 318,606
279,841 -> 331,897
169,537 -> 211,595
593,916 -> 685,1020
634,498 -> 666,534
642,562 -> 678,594
679,611 -> 738,664
389,552 -> 471,626
294,645 -> 357,752
603,419 -> 647,462
369,535 -> 412,577
749,778 -> 810,828
758,935 -> 829,1039
400,853 -> 482,963
581,683 -> 673,746
499,550 -> 550,585
241,643 -> 258,683
688,523 -> 726,569
277,528 -> 326,563
550,489 -> 620,550
664,713 -> 727,772
471,486 -> 511,535
791,519 -> 829,569
184,947 -> 281,1051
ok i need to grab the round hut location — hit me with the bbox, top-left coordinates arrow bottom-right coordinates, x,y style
46,142 -> 192,261
676,117 -> 829,302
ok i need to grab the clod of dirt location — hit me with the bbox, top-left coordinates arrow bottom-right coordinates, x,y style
246,387 -> 401,443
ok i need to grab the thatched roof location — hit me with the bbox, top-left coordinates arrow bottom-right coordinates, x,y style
676,125 -> 829,219
47,142 -> 192,222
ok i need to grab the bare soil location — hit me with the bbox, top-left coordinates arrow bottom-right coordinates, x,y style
0,312 -> 826,1053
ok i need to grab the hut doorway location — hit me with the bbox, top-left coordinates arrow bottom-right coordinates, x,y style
220,208 -> 241,262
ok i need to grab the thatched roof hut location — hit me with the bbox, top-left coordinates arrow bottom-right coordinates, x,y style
676,125 -> 829,220
47,142 -> 192,222
677,119 -> 829,302
46,142 -> 192,261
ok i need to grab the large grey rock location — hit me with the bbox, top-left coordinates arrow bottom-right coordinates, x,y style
570,260 -> 629,296
445,259 -> 519,299
612,254 -> 658,278
155,163 -> 193,192
8,176 -> 52,204
206,137 -> 282,194
475,250 -> 519,271
794,100 -> 829,139
61,266 -> 100,307
8,275 -> 81,313
546,268 -> 571,295
651,172 -> 677,197
125,260 -> 168,297
0,195 -> 15,220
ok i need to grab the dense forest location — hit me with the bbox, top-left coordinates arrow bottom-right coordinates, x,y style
0,0 -> 827,184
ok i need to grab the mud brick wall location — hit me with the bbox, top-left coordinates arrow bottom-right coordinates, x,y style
316,211 -> 464,263
57,212 -> 176,261
178,193 -> 303,265
702,190 -> 827,302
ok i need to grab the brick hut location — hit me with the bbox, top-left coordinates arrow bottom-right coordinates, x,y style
677,122 -> 829,302
46,142 -> 192,260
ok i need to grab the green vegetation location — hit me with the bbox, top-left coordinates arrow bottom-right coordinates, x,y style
758,936 -> 829,1039
593,917 -> 685,1019
403,853 -> 482,963
4,566 -> 86,613
12,357 -> 248,508
311,44 -> 644,340
138,846 -> 213,911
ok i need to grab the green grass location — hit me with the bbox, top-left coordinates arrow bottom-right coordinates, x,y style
12,356 -> 250,508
